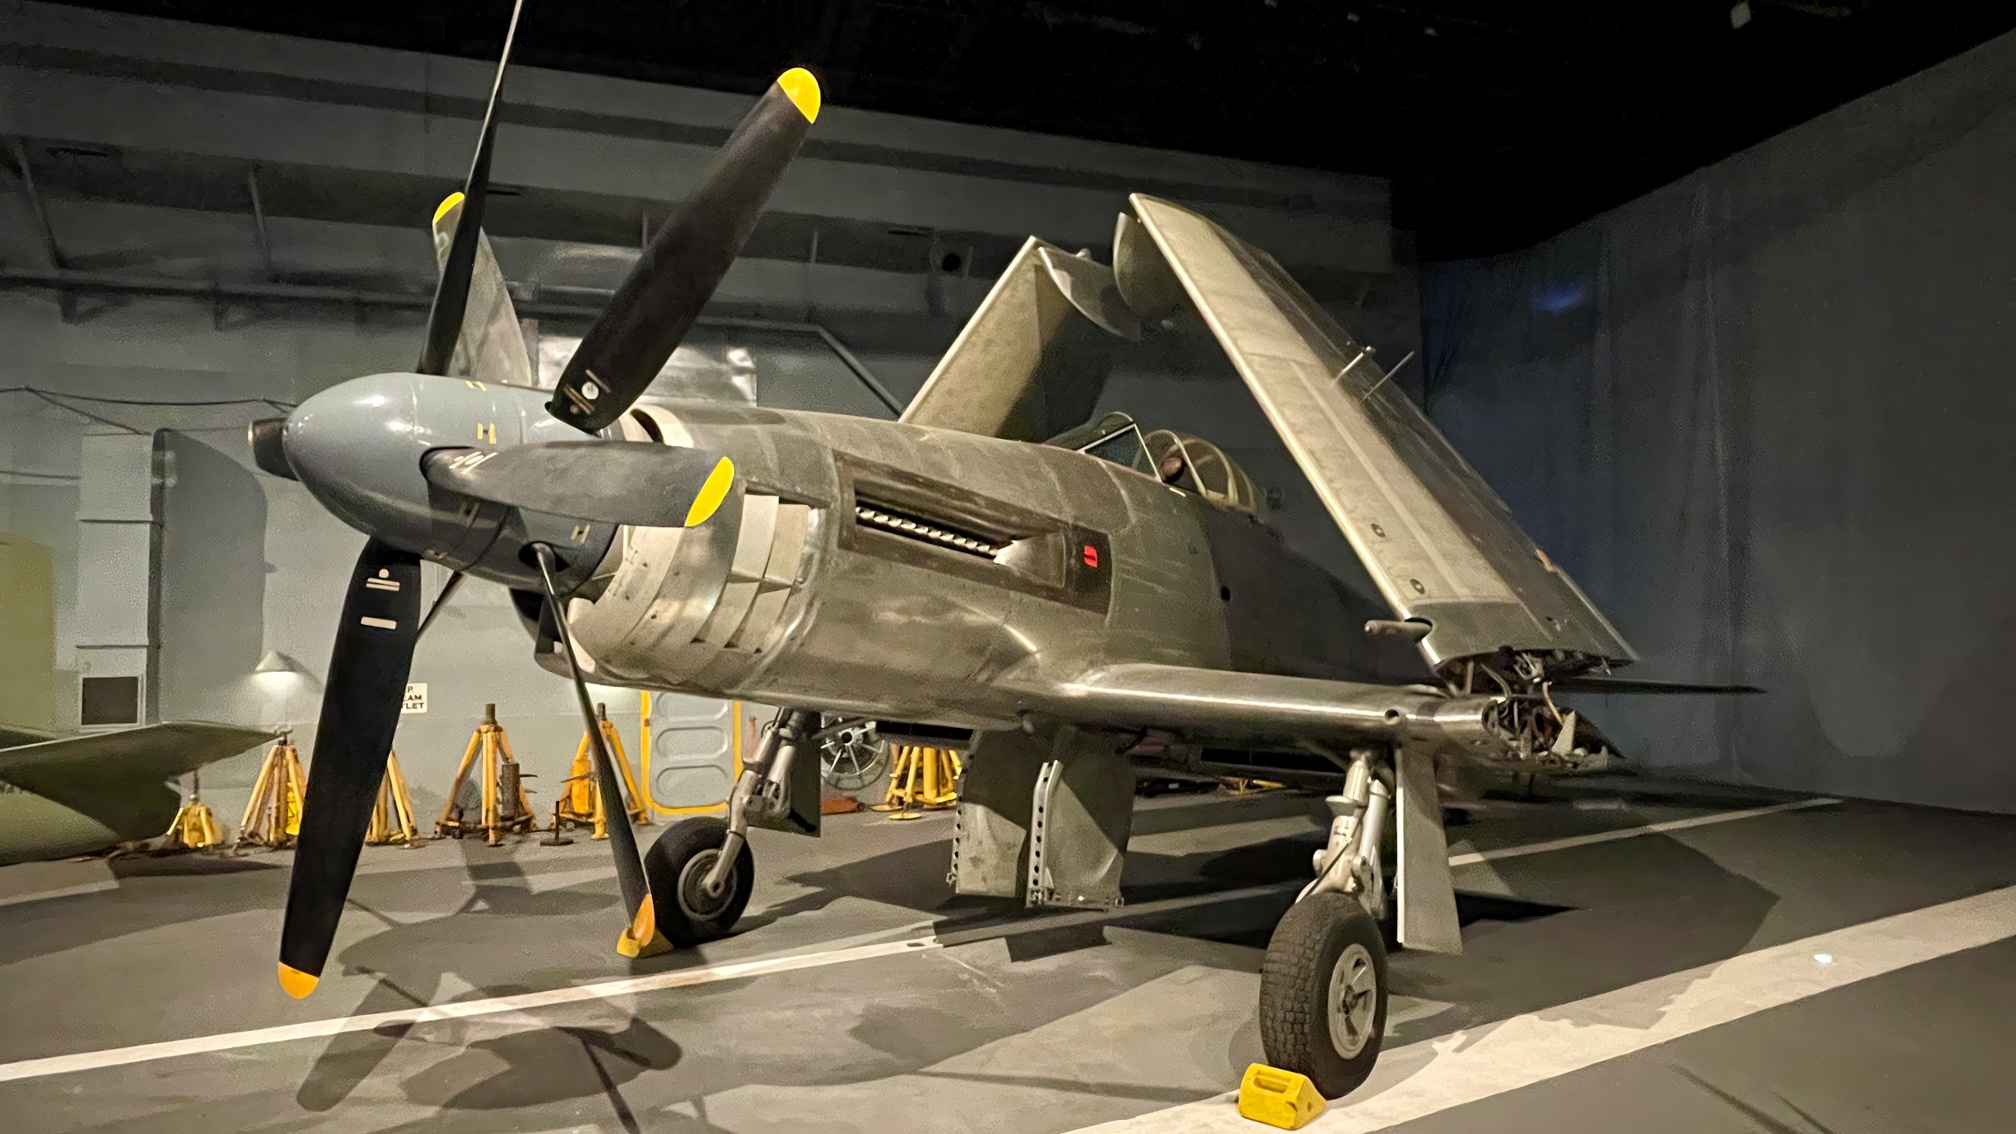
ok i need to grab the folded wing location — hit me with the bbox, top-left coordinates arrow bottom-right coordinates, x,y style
1127,194 -> 1634,671
899,238 -> 1136,442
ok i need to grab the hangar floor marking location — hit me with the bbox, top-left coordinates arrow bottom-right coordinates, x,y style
1449,795 -> 1839,866
0,795 -> 1834,1087
0,880 -> 1296,1086
0,935 -> 943,1085
1075,879 -> 2016,1133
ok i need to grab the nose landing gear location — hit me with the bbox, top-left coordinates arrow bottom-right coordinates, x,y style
640,707 -> 820,945
641,815 -> 755,945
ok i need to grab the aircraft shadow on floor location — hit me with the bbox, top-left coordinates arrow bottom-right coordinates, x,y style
40,799 -> 1777,1131
760,806 -> 1780,1046
0,855 -> 287,968
295,845 -> 666,1116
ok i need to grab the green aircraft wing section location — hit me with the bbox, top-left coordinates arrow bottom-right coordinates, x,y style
0,722 -> 61,750
0,722 -> 277,841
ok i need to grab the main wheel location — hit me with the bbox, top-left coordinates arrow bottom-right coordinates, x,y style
819,720 -> 887,793
1258,891 -> 1388,1098
642,817 -> 754,946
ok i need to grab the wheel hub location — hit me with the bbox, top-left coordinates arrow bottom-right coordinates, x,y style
1327,942 -> 1378,1059
820,724 -> 886,792
676,848 -> 732,920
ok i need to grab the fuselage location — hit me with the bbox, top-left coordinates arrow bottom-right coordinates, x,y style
280,373 -> 1431,733
564,400 -> 1434,729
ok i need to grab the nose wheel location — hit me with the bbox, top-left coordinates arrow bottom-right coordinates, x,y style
1258,891 -> 1389,1099
642,817 -> 754,946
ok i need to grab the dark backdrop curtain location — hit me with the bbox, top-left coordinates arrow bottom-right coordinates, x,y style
1420,31 -> 2016,812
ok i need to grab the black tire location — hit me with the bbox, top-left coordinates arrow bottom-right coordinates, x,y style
1258,891 -> 1388,1099
642,817 -> 754,946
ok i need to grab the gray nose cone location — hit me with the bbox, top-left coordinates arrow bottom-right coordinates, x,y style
284,372 -> 520,561
285,373 -> 434,552
280,373 -> 618,592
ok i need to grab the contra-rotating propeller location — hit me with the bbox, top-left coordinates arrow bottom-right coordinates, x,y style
273,0 -> 822,997
276,0 -> 527,999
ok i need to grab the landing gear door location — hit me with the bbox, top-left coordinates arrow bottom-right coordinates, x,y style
951,724 -> 1134,910
1026,735 -> 1134,910
1395,747 -> 1462,954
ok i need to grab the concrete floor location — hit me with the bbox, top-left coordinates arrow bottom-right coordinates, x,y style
1,781 -> 2013,1133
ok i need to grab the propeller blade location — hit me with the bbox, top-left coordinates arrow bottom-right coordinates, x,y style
548,68 -> 821,432
415,0 -> 525,377
429,192 -> 537,388
421,442 -> 737,528
278,538 -> 422,997
416,570 -> 467,640
530,544 -> 659,953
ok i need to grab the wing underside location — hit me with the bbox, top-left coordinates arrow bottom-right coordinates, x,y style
1127,194 -> 1634,670
0,722 -> 277,840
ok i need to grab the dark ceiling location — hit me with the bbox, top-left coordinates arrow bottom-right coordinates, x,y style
48,1 -> 2016,259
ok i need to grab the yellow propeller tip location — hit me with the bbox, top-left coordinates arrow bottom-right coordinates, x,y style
617,895 -> 668,958
684,457 -> 736,527
432,191 -> 465,227
278,963 -> 319,999
630,894 -> 658,947
777,67 -> 821,123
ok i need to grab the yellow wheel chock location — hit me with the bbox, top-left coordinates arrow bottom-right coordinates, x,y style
1237,1063 -> 1327,1130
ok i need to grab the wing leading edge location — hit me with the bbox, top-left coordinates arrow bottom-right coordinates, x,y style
1127,194 -> 1635,671
1012,663 -> 1504,754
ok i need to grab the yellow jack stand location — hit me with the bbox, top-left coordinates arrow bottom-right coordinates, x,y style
873,745 -> 961,820
436,704 -> 536,846
1222,777 -> 1286,797
557,703 -> 651,840
162,770 -> 225,851
365,751 -> 421,845
238,734 -> 308,848
1237,1064 -> 1326,1130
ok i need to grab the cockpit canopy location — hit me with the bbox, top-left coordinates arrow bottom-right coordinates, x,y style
1142,429 -> 1263,514
1048,412 -> 1265,517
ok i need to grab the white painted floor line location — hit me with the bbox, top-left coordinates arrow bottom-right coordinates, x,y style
1078,880 -> 2016,1133
0,935 -> 943,1085
0,878 -> 117,908
0,795 -> 1838,1087
1449,796 -> 1839,867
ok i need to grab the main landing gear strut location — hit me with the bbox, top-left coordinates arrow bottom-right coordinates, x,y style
640,707 -> 821,945
1260,746 -> 1394,1098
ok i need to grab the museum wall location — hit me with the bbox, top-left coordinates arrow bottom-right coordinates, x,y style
1419,30 -> 2016,812
0,1 -> 1417,825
